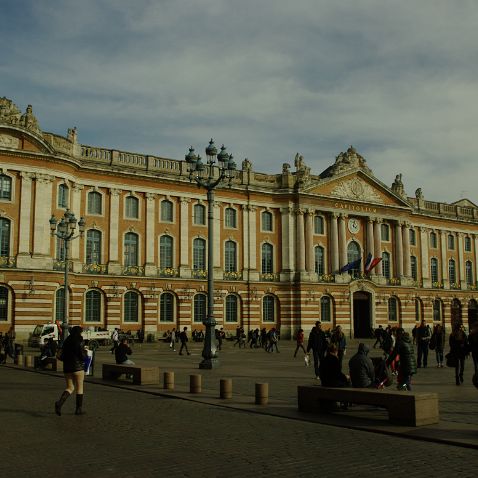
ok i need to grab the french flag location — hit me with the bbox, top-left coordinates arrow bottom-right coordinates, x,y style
364,252 -> 382,274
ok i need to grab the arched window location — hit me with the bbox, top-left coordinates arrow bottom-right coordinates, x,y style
410,256 -> 417,280
262,295 -> 275,322
58,184 -> 69,208
161,200 -> 173,222
86,229 -> 102,264
347,241 -> 361,277
466,261 -> 473,286
388,297 -> 398,322
85,290 -> 102,322
160,292 -> 174,322
225,295 -> 238,323
193,238 -> 206,270
415,298 -> 423,322
55,288 -> 65,324
448,234 -> 455,250
0,218 -> 11,257
382,252 -> 390,278
194,204 -> 206,225
0,287 -> 9,321
224,240 -> 237,272
409,228 -> 416,246
87,191 -> 102,215
433,299 -> 442,322
124,232 -> 139,266
194,294 -> 207,322
262,211 -> 273,232
0,174 -> 12,200
321,296 -> 332,323
225,207 -> 237,228
125,196 -> 139,219
124,291 -> 139,323
448,259 -> 456,284
430,232 -> 437,248
160,235 -> 173,268
314,215 -> 324,234
430,258 -> 439,283
315,246 -> 324,275
261,243 -> 273,274
464,237 -> 472,252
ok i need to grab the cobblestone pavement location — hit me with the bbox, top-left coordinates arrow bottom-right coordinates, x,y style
1,339 -> 477,477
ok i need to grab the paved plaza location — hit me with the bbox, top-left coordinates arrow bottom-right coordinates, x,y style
1,339 -> 477,477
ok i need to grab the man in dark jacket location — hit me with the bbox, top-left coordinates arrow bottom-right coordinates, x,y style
348,343 -> 375,388
115,338 -> 134,365
416,319 -> 431,368
307,321 -> 328,380
387,328 -> 417,391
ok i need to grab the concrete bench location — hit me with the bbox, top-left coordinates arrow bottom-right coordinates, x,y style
34,356 -> 63,372
297,385 -> 439,427
102,363 -> 160,385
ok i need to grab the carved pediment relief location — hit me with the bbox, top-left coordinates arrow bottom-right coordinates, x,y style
331,177 -> 382,203
0,134 -> 19,149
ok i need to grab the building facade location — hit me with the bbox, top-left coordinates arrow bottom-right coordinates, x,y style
1,97 -> 477,340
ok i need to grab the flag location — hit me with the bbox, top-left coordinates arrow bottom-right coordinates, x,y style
364,253 -> 372,271
340,257 -> 361,273
365,257 -> 382,274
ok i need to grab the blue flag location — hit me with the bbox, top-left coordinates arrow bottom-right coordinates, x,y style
340,257 -> 362,273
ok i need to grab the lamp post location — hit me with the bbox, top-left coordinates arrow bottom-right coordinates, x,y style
49,209 -> 86,342
185,139 -> 236,369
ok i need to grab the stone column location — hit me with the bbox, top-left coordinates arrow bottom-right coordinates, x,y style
296,209 -> 306,272
440,230 -> 448,287
330,213 -> 339,274
280,206 -> 295,277
457,233 -> 465,286
474,235 -> 478,286
108,189 -> 121,274
366,217 -> 374,258
179,198 -> 191,278
420,227 -> 430,286
18,172 -> 34,256
402,222 -> 411,277
145,193 -> 157,276
305,210 -> 315,273
394,221 -> 403,278
70,184 -> 83,263
247,205 -> 258,279
33,174 -> 54,257
338,214 -> 347,270
373,219 -> 382,276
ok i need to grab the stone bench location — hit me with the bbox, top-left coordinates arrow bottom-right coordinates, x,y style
297,385 -> 439,427
102,363 -> 160,385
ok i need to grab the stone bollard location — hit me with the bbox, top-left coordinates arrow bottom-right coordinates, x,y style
24,355 -> 35,368
163,371 -> 175,390
255,382 -> 269,405
220,378 -> 233,399
15,354 -> 23,366
190,374 -> 202,393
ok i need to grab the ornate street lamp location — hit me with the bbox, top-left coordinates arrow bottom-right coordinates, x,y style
185,139 -> 236,368
50,209 -> 86,341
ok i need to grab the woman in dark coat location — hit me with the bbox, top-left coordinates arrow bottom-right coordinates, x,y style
449,325 -> 468,386
431,324 -> 446,367
387,328 -> 417,391
54,326 -> 87,416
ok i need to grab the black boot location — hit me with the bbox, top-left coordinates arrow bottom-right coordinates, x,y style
75,394 -> 84,415
55,391 -> 70,416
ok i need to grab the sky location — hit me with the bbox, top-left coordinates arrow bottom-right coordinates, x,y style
1,0 -> 477,204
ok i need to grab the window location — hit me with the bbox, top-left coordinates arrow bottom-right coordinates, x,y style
225,295 -> 238,323
224,240 -> 237,273
160,235 -> 173,268
430,232 -> 437,248
465,261 -> 473,286
161,200 -> 173,222
125,196 -> 139,219
124,233 -> 138,267
315,246 -> 325,275
314,215 -> 324,234
465,237 -> 472,252
415,298 -> 422,322
261,243 -> 273,274
409,229 -> 416,246
194,204 -> 206,225
382,252 -> 390,279
388,297 -> 398,322
431,258 -> 439,283
0,218 -> 11,257
55,288 -> 65,324
448,259 -> 456,284
56,238 -> 66,261
0,287 -> 8,321
381,224 -> 390,241
160,293 -> 174,322
194,294 -> 207,322
85,290 -> 101,322
448,234 -> 455,250
193,238 -> 206,270
347,241 -> 361,277
262,295 -> 275,322
86,229 -> 102,264
321,296 -> 332,322
225,207 -> 237,228
433,299 -> 442,322
87,191 -> 102,215
0,175 -> 12,200
124,291 -> 139,322
262,211 -> 273,232
410,256 -> 417,280
58,184 -> 68,208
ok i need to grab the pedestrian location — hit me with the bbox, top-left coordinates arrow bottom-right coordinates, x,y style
293,328 -> 307,358
233,326 -> 242,347
372,325 -> 384,349
416,319 -> 431,368
179,327 -> 190,355
267,328 -> 279,353
306,321 -> 328,380
54,326 -> 87,416
387,328 -> 417,391
216,327 -> 225,351
319,344 -> 349,387
170,328 -> 177,351
381,326 -> 394,356
110,328 -> 119,354
348,343 -> 375,388
1,327 -> 15,363
468,322 -> 478,374
430,324 -> 446,367
260,328 -> 267,349
330,325 -> 347,371
449,325 -> 468,386
115,337 -> 134,365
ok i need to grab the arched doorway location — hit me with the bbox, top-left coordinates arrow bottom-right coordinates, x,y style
450,298 -> 462,330
468,299 -> 478,330
353,291 -> 372,338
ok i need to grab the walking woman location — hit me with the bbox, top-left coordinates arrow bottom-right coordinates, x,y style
54,326 -> 87,416
293,328 -> 307,358
449,325 -> 468,386
431,324 -> 446,367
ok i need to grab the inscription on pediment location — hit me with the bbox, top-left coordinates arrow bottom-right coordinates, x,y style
331,178 -> 382,203
0,134 -> 19,149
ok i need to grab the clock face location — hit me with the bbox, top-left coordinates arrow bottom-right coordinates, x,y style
348,218 -> 360,234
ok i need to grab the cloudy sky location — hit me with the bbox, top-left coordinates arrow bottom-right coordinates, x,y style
1,0 -> 477,203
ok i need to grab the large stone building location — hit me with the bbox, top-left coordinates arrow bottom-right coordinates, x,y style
1,97 -> 477,341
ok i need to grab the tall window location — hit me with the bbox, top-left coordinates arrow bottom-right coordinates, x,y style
194,294 -> 207,322
56,238 -> 66,261
0,287 -> 8,321
261,243 -> 273,274
388,297 -> 398,322
314,215 -> 324,234
194,204 -> 206,225
430,232 -> 437,248
85,290 -> 101,322
160,293 -> 174,322
161,200 -> 173,222
464,236 -> 472,252
315,246 -> 325,275
86,229 -> 102,264
225,295 -> 238,323
448,259 -> 456,284
160,235 -> 173,268
409,229 -> 416,246
262,295 -> 275,322
124,291 -> 139,322
55,288 -> 65,324
87,191 -> 102,215
347,241 -> 361,277
321,296 -> 331,322
448,234 -> 455,250
124,233 -> 139,267
0,218 -> 11,256
125,196 -> 139,219
193,238 -> 206,270
465,261 -> 473,286
381,224 -> 390,241
0,175 -> 12,200
225,208 -> 237,228
433,299 -> 442,322
410,256 -> 417,280
262,211 -> 273,232
224,240 -> 237,272
58,184 -> 68,208
431,258 -> 439,283
382,252 -> 390,279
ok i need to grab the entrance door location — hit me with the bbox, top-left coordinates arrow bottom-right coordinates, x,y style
353,291 -> 372,338
468,299 -> 478,330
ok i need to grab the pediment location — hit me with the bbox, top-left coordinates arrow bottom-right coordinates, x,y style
0,126 -> 55,155
452,198 -> 478,208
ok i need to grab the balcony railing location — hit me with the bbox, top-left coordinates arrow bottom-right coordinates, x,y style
192,269 -> 207,279
53,260 -> 73,271
259,272 -> 280,281
223,271 -> 243,280
318,274 -> 335,283
432,281 -> 444,289
122,265 -> 145,276
467,283 -> 478,291
0,256 -> 16,268
158,267 -> 179,278
388,278 -> 401,286
450,282 -> 461,290
83,263 -> 108,274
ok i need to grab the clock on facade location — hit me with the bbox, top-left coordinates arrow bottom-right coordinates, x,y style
348,218 -> 360,234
